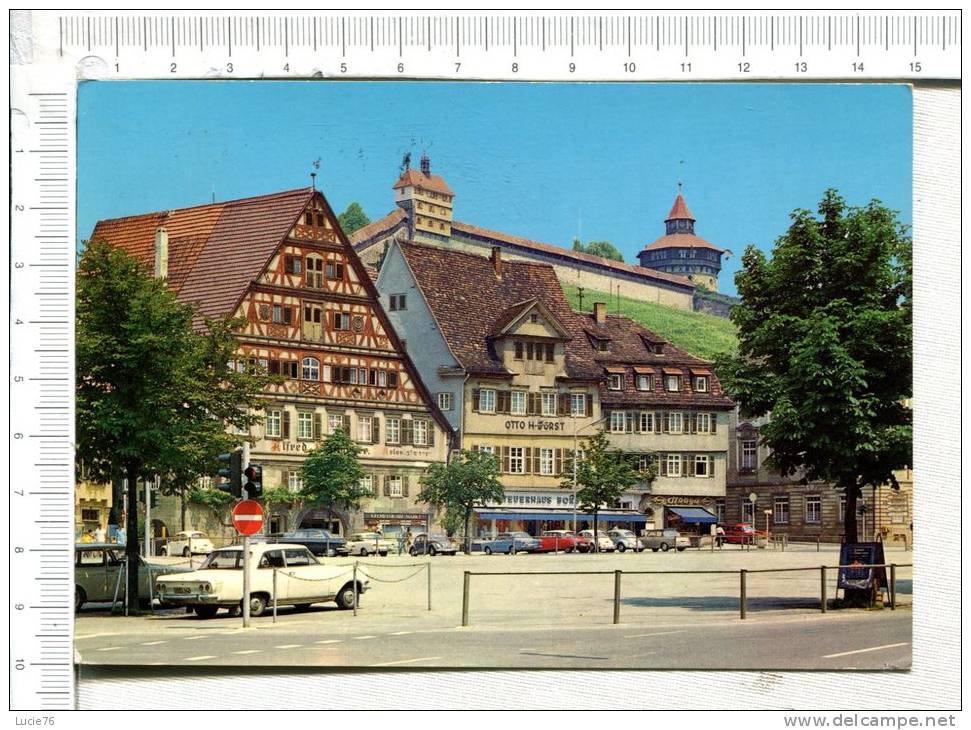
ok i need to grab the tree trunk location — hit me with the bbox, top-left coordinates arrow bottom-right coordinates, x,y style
463,505 -> 472,554
180,493 -> 187,532
108,474 -> 125,526
124,463 -> 141,611
592,511 -> 599,553
843,481 -> 861,543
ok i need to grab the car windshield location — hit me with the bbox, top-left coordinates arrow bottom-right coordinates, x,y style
428,534 -> 449,541
510,532 -> 532,538
356,533 -> 380,540
614,530 -> 634,537
201,550 -> 242,569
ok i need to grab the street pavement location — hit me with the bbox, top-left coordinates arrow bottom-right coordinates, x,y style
75,544 -> 912,670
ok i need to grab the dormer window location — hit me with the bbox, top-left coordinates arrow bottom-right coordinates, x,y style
304,212 -> 313,225
530,313 -> 539,323
664,374 -> 681,392
608,374 -> 623,391
596,339 -> 609,353
694,376 -> 709,392
637,374 -> 653,391
514,342 -> 524,360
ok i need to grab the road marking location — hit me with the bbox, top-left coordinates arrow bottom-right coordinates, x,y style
371,656 -> 442,667
389,631 -> 413,635
182,635 -> 205,640
822,642 -> 909,659
314,639 -> 342,644
184,655 -> 217,661
626,630 -> 687,638
232,650 -> 260,655
274,644 -> 302,649
96,646 -> 122,652
352,635 -> 376,640
75,633 -> 119,641
140,640 -> 167,646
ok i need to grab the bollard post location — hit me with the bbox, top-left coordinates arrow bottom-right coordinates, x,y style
817,535 -> 820,552
739,569 -> 747,620
272,568 -> 278,623
462,571 -> 470,627
613,570 -> 622,625
124,558 -> 130,616
427,562 -> 432,611
889,564 -> 896,610
820,566 -> 827,613
352,562 -> 358,617
147,561 -> 155,614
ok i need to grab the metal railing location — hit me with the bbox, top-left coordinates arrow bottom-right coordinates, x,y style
460,563 -> 911,626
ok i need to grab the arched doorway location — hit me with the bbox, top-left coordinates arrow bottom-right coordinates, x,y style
297,507 -> 347,536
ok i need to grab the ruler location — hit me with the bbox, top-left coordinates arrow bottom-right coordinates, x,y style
7,9 -> 960,711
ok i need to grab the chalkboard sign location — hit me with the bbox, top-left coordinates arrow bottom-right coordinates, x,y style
837,542 -> 887,591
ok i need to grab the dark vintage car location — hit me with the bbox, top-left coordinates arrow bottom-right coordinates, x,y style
75,543 -> 193,611
409,533 -> 458,556
265,529 -> 348,557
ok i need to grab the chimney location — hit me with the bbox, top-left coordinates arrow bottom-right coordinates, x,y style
593,302 -> 607,324
154,225 -> 169,279
490,246 -> 503,278
420,153 -> 431,177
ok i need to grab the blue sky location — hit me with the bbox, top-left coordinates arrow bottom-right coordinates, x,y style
78,81 -> 911,297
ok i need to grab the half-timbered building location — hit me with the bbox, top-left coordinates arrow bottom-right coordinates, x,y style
90,187 -> 453,538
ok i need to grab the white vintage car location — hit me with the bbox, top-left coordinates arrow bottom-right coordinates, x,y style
154,543 -> 369,618
160,530 -> 214,557
345,532 -> 396,557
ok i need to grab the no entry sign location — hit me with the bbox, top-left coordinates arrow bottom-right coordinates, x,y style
232,500 -> 264,536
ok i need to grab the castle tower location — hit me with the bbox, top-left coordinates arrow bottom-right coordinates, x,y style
393,153 -> 454,241
637,188 -> 725,291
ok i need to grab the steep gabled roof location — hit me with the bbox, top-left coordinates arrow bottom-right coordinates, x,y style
393,168 -> 454,196
348,208 -> 407,245
487,298 -> 572,340
666,193 -> 696,221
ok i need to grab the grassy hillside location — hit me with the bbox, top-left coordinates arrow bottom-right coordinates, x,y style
561,284 -> 738,361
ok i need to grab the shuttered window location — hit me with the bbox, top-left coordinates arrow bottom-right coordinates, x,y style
413,419 -> 428,446
510,391 -> 527,416
639,412 -> 654,432
541,392 -> 557,416
297,411 -> 314,440
609,411 -> 626,433
508,447 -> 525,474
479,389 -> 496,413
669,413 -> 683,434
358,416 -> 373,443
570,393 -> 587,417
539,448 -> 554,476
386,417 -> 400,445
265,409 -> 282,438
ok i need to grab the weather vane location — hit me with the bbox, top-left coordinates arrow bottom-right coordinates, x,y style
310,158 -> 321,190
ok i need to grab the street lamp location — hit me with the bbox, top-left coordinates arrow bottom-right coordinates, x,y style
572,412 -> 607,545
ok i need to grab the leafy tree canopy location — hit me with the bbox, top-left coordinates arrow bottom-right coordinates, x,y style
299,428 -> 371,510
572,238 -> 624,262
716,190 -> 912,541
337,201 -> 371,235
418,450 -> 505,543
562,430 -> 643,534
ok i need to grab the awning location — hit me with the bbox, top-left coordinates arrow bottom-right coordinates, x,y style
604,366 -> 626,374
667,506 -> 719,524
475,509 -> 649,523
632,366 -> 658,375
690,367 -> 713,376
662,367 -> 683,375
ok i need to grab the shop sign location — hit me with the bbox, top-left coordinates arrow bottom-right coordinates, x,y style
504,419 -> 565,432
268,441 -> 315,453
650,495 -> 715,506
488,492 -> 578,507
363,512 -> 429,526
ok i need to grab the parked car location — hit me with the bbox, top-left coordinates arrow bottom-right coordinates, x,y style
346,532 -> 395,557
155,543 -> 369,618
608,528 -> 642,552
717,523 -> 767,546
266,529 -> 348,557
576,529 -> 616,552
409,533 -> 458,556
160,530 -> 214,557
640,528 -> 690,552
537,530 -> 579,553
479,532 -> 541,555
75,543 -> 194,611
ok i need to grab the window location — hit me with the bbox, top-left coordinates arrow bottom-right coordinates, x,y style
510,391 -> 527,416
316,213 -> 325,227
839,495 -> 847,523
665,453 -> 682,477
328,413 -> 345,435
570,393 -> 587,417
358,415 -> 373,443
609,411 -> 627,433
477,445 -> 495,455
479,389 -> 496,414
388,476 -> 403,497
608,374 -> 623,390
514,342 -> 524,359
325,261 -> 345,280
437,392 -> 453,411
714,499 -> 726,523
508,447 -> 525,474
637,454 -> 654,471
774,496 -> 790,524
333,312 -> 351,331
265,410 -> 282,438
541,392 -> 557,416
741,440 -> 758,470
742,499 -> 755,524
287,472 -> 303,493
539,448 -> 554,476
413,419 -> 429,446
386,417 -> 400,445
305,256 -> 324,288
297,411 -> 314,440
696,413 -> 711,433
389,293 -> 407,311
805,495 -> 822,524
359,475 -> 374,495
694,376 -> 709,392
304,212 -> 313,226
80,508 -> 100,523
664,375 -> 681,391
637,374 -> 653,391
284,254 -> 302,274
272,305 -> 292,325
301,357 -> 320,381
668,412 -> 684,434
595,339 -> 609,353
694,454 -> 711,477
639,412 -> 654,432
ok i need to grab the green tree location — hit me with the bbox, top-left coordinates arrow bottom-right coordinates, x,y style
572,238 -> 624,262
76,241 -> 268,608
299,428 -> 371,513
417,450 -> 505,549
716,190 -> 912,542
562,430 -> 642,550
337,201 -> 371,235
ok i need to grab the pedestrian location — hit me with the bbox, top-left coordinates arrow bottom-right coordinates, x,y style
95,525 -> 106,543
397,531 -> 405,556
79,529 -> 95,544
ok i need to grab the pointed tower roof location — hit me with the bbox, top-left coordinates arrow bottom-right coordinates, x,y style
665,192 -> 696,222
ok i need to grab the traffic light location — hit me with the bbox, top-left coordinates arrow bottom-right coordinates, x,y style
216,449 -> 243,498
243,464 -> 263,500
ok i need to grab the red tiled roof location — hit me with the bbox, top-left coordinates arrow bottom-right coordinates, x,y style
90,188 -> 314,320
641,233 -> 725,253
666,193 -> 696,221
348,208 -> 406,245
392,169 -> 454,196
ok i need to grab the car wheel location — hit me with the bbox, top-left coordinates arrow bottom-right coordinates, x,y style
484,546 -> 492,555
74,586 -> 86,612
507,546 -> 515,555
195,605 -> 219,619
617,543 -> 626,552
247,594 -> 268,618
677,547 -> 686,552
660,543 -> 670,552
651,548 -> 659,553
409,547 -> 418,557
159,547 -> 168,556
428,546 -> 437,557
335,583 -> 358,610
182,547 -> 190,557
359,547 -> 369,557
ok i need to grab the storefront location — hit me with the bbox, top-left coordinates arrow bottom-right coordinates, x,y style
362,511 -> 431,539
473,506 -> 649,536
647,495 -> 721,536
